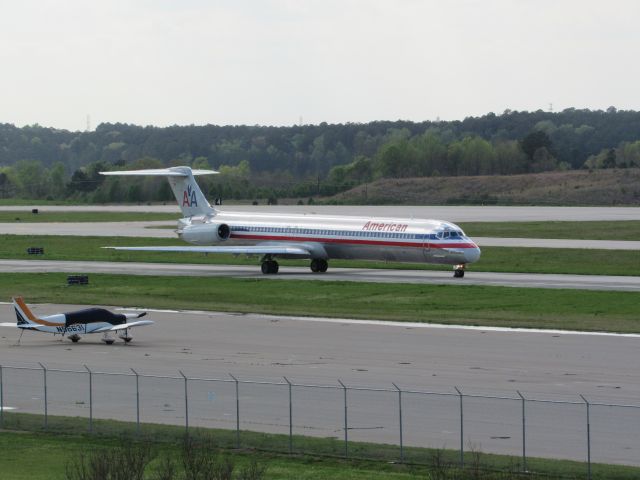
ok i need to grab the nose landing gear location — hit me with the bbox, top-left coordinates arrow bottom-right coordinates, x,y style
119,329 -> 133,343
453,264 -> 465,278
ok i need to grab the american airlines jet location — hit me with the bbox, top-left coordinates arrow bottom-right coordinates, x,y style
100,167 -> 481,277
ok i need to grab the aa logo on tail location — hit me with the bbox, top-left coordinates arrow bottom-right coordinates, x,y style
183,185 -> 198,207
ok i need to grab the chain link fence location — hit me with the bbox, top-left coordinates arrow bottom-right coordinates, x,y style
1,363 -> 639,477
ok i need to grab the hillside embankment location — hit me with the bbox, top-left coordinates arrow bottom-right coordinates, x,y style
326,168 -> 640,205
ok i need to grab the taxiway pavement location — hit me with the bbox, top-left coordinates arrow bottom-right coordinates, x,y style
2,259 -> 639,291
1,304 -> 639,465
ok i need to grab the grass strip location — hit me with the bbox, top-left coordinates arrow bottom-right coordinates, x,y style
1,412 -> 638,479
0,211 -> 178,222
460,221 -> 640,241
0,272 -> 638,332
1,234 -> 640,276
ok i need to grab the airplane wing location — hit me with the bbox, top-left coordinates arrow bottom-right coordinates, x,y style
102,245 -> 312,257
93,320 -> 154,333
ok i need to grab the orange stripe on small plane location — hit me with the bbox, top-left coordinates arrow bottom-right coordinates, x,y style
14,297 -> 63,327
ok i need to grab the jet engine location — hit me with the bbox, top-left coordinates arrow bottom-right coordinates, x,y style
179,223 -> 231,245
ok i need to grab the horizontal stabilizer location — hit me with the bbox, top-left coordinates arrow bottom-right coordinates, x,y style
100,168 -> 217,177
0,322 -> 37,329
103,245 -> 312,256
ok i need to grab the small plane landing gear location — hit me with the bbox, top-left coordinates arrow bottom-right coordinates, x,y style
119,329 -> 133,343
310,258 -> 328,273
102,332 -> 115,345
261,260 -> 279,274
453,264 -> 465,278
69,334 -> 81,343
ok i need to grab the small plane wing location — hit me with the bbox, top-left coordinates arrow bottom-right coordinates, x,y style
93,320 -> 154,333
102,245 -> 312,256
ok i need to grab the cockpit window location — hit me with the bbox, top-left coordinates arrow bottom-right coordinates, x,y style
449,231 -> 459,239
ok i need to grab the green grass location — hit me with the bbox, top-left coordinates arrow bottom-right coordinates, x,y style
1,272 -> 638,332
0,211 -> 178,222
1,234 -> 639,276
460,221 -> 640,240
1,413 -> 638,479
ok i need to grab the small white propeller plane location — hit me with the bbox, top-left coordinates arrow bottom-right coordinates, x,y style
100,166 -> 481,277
0,297 -> 153,344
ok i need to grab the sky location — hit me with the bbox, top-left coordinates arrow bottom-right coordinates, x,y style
1,0 -> 639,131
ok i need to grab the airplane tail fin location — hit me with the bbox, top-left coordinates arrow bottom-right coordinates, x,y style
100,166 -> 218,217
13,297 -> 39,327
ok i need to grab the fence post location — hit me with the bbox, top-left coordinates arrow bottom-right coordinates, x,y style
0,364 -> 4,429
580,394 -> 592,480
179,370 -> 189,436
517,391 -> 527,472
338,379 -> 348,459
229,374 -> 240,448
84,365 -> 92,433
38,362 -> 47,429
393,383 -> 404,463
284,377 -> 293,454
455,386 -> 464,468
131,368 -> 140,435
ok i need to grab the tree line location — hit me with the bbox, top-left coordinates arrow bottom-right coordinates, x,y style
1,107 -> 640,201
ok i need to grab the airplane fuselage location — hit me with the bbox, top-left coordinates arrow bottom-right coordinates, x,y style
177,211 -> 481,266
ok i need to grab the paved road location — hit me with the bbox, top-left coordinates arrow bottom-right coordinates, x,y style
1,304 -> 639,465
2,204 -> 640,221
2,259 -> 639,291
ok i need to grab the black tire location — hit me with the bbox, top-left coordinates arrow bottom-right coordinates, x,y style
318,259 -> 328,272
262,261 -> 279,274
105,339 -> 115,345
123,337 -> 132,343
310,259 -> 320,272
71,337 -> 80,343
454,269 -> 465,278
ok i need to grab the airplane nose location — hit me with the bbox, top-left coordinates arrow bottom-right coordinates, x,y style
465,244 -> 481,263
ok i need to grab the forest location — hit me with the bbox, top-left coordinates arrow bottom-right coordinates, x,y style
1,107 -> 640,202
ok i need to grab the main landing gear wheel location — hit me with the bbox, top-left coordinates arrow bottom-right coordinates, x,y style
310,259 -> 328,273
261,260 -> 279,274
69,334 -> 81,343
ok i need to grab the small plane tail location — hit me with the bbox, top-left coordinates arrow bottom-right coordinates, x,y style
100,166 -> 218,218
13,297 -> 39,327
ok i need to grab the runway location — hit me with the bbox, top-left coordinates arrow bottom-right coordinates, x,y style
2,259 -> 639,291
1,303 -> 639,465
2,204 -> 640,221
